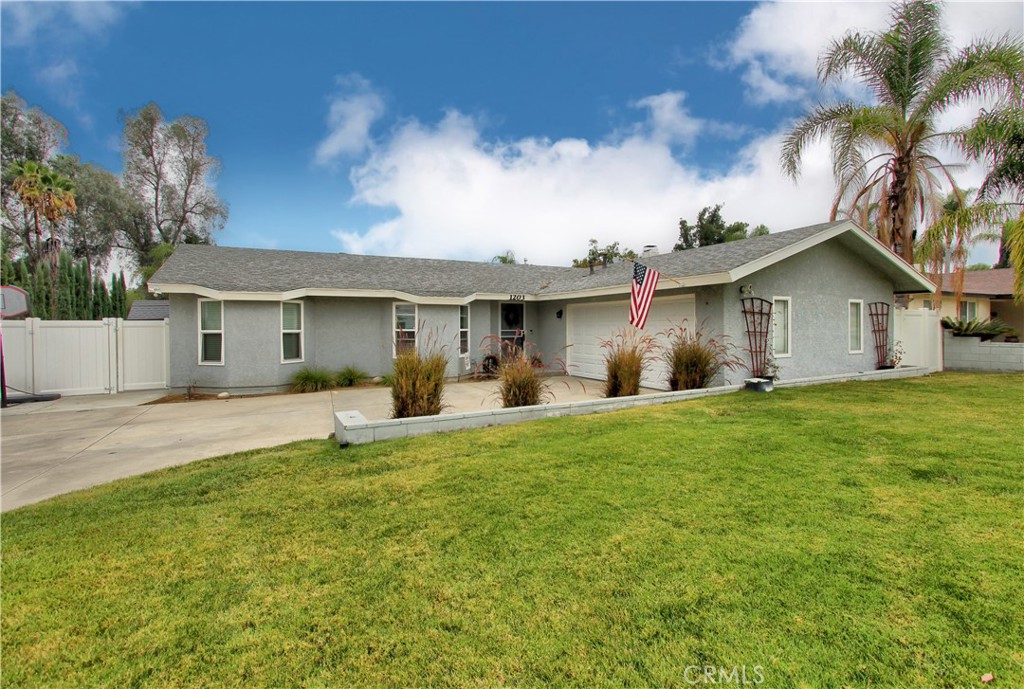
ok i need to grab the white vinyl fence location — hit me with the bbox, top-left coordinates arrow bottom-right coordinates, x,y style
1,318 -> 169,396
893,308 -> 943,372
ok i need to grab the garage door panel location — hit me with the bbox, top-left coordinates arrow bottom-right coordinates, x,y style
567,297 -> 696,390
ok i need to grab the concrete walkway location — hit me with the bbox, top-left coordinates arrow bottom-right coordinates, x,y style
1,376 -> 604,511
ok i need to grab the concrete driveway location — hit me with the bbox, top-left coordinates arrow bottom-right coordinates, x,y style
1,377 -> 604,511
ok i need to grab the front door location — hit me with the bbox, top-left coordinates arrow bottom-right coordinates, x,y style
500,303 -> 525,347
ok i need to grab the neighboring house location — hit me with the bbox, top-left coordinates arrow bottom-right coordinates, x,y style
126,299 -> 170,321
906,269 -> 1022,341
148,220 -> 935,393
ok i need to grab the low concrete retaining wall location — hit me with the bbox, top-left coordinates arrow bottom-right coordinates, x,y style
943,331 -> 1024,372
335,366 -> 930,446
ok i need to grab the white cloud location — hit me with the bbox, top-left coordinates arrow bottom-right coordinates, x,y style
1,1 -> 128,47
331,107 -> 841,265
728,1 -> 1022,105
632,92 -> 704,146
36,59 -> 92,127
314,74 -> 386,166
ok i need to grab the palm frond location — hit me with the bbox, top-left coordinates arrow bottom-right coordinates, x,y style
780,103 -> 857,179
921,36 -> 1024,119
819,33 -> 897,105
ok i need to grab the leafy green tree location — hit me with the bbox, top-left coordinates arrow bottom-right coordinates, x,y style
750,224 -> 770,238
50,155 -> 142,271
674,205 -> 760,251
139,243 -> 176,288
966,263 -> 993,271
491,250 -> 517,265
571,239 -> 638,267
781,0 -> 1024,262
121,103 -> 227,268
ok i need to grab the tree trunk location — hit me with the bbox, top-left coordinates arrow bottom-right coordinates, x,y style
887,159 -> 913,262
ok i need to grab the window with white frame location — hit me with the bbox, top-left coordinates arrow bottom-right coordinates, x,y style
849,300 -> 863,353
281,301 -> 303,362
394,303 -> 417,356
459,304 -> 470,357
199,299 -> 223,365
958,301 -> 977,320
772,297 -> 791,357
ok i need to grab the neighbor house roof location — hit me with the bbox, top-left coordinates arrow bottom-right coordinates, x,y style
149,220 -> 934,302
934,268 -> 1015,298
127,299 -> 170,320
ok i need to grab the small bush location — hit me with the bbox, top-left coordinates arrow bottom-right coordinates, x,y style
292,367 -> 335,393
600,328 -> 657,398
391,336 -> 448,418
661,320 -> 743,390
335,366 -> 368,387
941,317 -> 1016,341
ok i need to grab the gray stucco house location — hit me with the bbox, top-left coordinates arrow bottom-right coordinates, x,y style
148,220 -> 934,393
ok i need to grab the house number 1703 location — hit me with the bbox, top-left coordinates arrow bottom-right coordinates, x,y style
507,294 -> 525,301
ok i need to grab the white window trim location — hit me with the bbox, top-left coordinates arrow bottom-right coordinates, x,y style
280,300 -> 305,364
197,298 -> 224,366
459,304 -> 470,358
772,296 -> 792,359
848,299 -> 864,354
393,302 -> 418,358
959,300 -> 978,320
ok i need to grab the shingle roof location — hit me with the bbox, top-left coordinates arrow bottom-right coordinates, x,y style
935,268 -> 1014,297
149,221 -> 854,298
151,245 -> 570,297
126,299 -> 170,320
539,221 -> 845,293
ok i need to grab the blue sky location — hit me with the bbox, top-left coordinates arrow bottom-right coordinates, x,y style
2,1 -> 1021,266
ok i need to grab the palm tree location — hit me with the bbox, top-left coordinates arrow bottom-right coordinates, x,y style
9,160 -> 77,264
781,0 -> 1024,263
491,250 -> 517,265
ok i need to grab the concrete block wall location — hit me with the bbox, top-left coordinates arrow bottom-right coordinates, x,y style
335,366 -> 931,446
943,331 -> 1024,371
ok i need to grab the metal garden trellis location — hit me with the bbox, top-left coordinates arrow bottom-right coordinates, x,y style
868,301 -> 891,368
741,297 -> 773,377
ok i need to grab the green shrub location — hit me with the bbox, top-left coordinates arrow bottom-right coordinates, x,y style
335,366 -> 368,387
390,336 -> 448,418
661,320 -> 743,390
291,367 -> 335,393
600,328 -> 657,398
941,317 -> 1016,341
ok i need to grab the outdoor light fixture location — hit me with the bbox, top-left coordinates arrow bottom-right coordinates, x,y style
739,284 -> 754,296
556,309 -> 563,319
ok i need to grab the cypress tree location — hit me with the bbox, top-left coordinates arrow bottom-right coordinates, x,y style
1,253 -> 13,286
117,271 -> 128,319
76,261 -> 92,319
34,262 -> 52,319
16,260 -> 31,292
93,276 -> 112,318
56,252 -> 75,320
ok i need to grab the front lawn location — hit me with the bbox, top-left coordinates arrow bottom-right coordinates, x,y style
3,372 -> 1022,688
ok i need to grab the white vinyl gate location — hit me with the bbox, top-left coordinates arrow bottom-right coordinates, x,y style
566,295 -> 696,390
893,308 -> 943,372
1,318 -> 169,396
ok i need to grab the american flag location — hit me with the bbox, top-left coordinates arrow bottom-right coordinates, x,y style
629,262 -> 661,329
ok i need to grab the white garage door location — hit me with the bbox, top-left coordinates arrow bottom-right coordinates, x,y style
566,295 -> 696,390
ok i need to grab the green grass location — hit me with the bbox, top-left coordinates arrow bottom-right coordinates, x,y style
3,372 -> 1023,688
